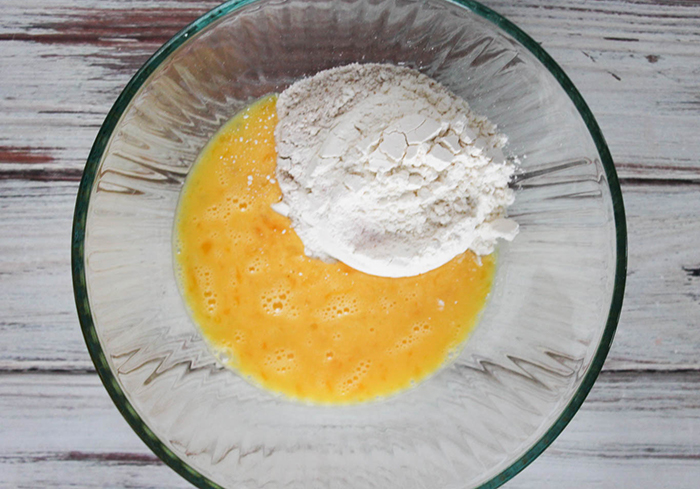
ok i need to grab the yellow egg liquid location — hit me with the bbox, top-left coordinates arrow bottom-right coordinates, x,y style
175,95 -> 495,404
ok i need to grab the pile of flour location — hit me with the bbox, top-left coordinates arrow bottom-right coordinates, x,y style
273,63 -> 518,277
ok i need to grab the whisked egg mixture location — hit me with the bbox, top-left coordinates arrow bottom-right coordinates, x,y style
175,95 -> 495,404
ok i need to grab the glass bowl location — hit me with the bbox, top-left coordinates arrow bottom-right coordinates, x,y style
72,0 -> 627,488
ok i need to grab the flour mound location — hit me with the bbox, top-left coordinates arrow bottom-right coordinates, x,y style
274,63 -> 517,277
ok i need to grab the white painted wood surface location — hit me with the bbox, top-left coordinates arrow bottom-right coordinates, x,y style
1,0 -> 699,487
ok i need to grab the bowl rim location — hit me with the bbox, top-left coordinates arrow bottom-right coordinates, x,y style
71,0 -> 628,487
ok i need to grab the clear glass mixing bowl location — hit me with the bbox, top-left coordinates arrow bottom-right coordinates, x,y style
72,0 -> 627,487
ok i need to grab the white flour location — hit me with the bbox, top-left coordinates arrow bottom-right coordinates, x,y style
273,63 -> 517,277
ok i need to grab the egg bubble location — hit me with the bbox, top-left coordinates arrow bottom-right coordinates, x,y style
318,294 -> 359,321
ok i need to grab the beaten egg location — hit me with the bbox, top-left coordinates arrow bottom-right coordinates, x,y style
175,95 -> 495,404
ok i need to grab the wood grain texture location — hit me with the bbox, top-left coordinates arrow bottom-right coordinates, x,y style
1,0 -> 700,180
487,0 -> 700,182
1,180 -> 698,370
2,371 -> 699,488
1,0 -> 699,487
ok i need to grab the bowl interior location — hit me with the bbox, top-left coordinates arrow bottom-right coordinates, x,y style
74,0 -> 625,488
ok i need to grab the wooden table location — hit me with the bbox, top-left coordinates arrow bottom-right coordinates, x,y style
2,0 -> 699,487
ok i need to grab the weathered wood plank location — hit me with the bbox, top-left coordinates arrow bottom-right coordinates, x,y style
0,179 -> 698,370
1,0 -> 699,180
611,182 -> 700,370
487,0 -> 700,182
0,181 -> 92,370
0,371 -> 190,488
5,461 -> 190,489
2,371 -> 699,488
511,370 -> 700,488
1,1 -> 699,487
0,0 -> 221,184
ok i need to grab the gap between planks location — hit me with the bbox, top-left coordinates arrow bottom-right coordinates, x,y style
2,170 -> 700,187
2,365 -> 699,375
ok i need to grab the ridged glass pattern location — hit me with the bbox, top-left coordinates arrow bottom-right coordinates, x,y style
72,1 -> 626,488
